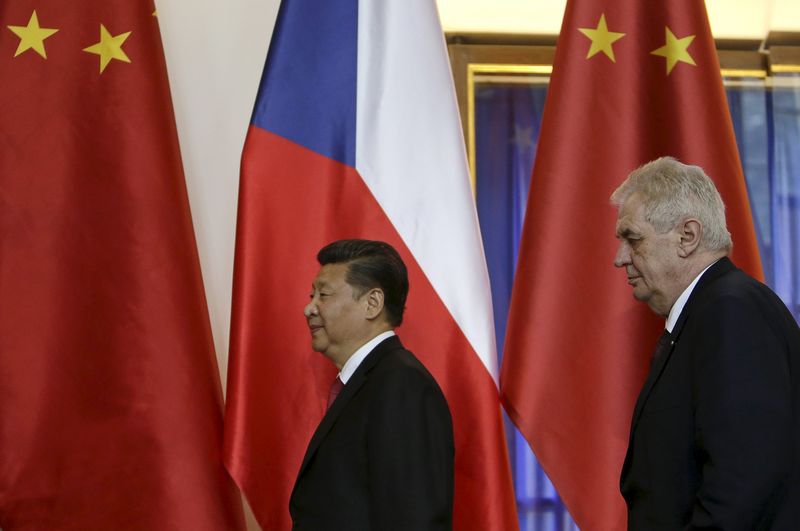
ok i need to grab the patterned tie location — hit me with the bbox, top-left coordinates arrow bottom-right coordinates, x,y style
652,329 -> 673,363
327,376 -> 344,410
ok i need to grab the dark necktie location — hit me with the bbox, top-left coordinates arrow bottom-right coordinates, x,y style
652,329 -> 673,363
327,376 -> 344,410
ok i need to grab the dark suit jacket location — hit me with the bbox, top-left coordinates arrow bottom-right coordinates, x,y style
289,335 -> 454,531
621,257 -> 800,530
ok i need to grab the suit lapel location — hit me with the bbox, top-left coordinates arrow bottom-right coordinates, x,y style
621,330 -> 677,481
621,258 -> 736,481
628,334 -> 676,435
294,335 -> 400,483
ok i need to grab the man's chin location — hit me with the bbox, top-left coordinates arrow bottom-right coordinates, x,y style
633,292 -> 671,317
310,339 -> 327,353
632,288 -> 649,303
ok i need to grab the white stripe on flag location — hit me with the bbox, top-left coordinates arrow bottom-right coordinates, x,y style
354,0 -> 498,382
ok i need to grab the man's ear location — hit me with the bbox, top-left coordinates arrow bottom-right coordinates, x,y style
364,288 -> 385,320
677,218 -> 703,257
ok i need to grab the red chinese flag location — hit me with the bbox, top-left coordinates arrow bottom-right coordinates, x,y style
500,0 -> 763,529
0,3 -> 244,530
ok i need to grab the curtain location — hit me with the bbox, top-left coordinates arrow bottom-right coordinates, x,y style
728,74 -> 800,320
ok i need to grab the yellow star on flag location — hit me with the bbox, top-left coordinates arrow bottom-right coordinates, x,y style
578,13 -> 625,62
83,24 -> 132,74
651,26 -> 696,74
7,10 -> 59,59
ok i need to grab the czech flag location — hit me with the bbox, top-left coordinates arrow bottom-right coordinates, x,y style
222,0 -> 518,529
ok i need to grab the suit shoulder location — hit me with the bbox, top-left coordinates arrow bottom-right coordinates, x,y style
364,347 -> 449,413
370,347 -> 440,388
687,268 -> 800,353
696,268 -> 794,323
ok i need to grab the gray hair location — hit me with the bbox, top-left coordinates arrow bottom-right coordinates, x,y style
610,157 -> 732,253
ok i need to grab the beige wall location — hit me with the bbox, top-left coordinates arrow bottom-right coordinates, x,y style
436,0 -> 800,37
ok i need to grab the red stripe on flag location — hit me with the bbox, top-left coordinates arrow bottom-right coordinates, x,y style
225,126 -> 517,530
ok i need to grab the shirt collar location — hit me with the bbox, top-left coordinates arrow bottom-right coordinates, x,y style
665,259 -> 720,332
339,330 -> 395,384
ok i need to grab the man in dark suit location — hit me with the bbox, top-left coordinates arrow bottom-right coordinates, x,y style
290,239 -> 454,530
612,157 -> 800,530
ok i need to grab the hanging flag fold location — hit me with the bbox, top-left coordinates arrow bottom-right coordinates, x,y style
0,2 -> 244,529
501,0 -> 762,529
223,0 -> 519,529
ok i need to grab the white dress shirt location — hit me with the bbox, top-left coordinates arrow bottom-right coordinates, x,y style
338,330 -> 396,384
665,260 -> 720,333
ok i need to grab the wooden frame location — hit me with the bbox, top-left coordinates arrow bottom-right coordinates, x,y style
447,32 -> 800,182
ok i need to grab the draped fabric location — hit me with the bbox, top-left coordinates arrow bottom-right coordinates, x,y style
224,1 -> 518,529
0,2 -> 245,529
500,2 -> 761,527
475,76 -> 800,529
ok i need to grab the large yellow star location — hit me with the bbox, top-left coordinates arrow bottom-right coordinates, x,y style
83,24 -> 132,74
651,27 -> 696,75
7,10 -> 59,59
578,14 -> 625,62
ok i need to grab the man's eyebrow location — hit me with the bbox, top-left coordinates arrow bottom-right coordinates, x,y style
616,227 -> 638,238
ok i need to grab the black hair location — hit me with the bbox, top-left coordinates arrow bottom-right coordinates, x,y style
317,239 -> 408,327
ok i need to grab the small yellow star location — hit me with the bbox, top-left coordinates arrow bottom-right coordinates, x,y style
83,24 -> 132,74
511,125 -> 534,150
651,26 -> 696,75
7,10 -> 59,59
578,14 -> 625,62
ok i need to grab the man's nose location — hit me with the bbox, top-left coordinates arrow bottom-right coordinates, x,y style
304,300 -> 316,318
614,242 -> 630,268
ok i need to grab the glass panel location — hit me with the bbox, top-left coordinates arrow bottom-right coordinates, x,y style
725,73 -> 800,320
474,78 -> 578,531
474,70 -> 800,530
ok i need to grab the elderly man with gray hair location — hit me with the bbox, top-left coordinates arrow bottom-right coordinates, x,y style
612,157 -> 799,530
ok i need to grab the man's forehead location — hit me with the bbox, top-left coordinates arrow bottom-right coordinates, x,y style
313,263 -> 348,285
615,208 -> 637,229
615,197 -> 646,235
312,276 -> 332,288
